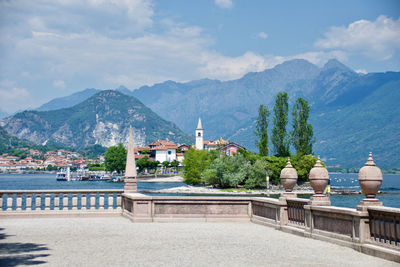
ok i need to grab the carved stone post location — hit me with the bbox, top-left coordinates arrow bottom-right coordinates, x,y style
124,126 -> 138,193
357,152 -> 383,211
308,157 -> 331,206
279,158 -> 298,227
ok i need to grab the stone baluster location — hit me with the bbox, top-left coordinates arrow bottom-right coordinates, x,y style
108,193 -> 114,210
116,194 -> 122,211
72,193 -> 78,210
36,193 -> 42,210
62,193 -> 69,210
90,193 -> 96,210
26,194 -> 32,211
16,193 -> 23,211
82,193 -> 88,210
7,194 -> 13,211
44,193 -> 51,210
99,193 -> 105,210
54,193 -> 60,210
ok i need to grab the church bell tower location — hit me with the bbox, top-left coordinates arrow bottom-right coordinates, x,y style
195,117 -> 204,150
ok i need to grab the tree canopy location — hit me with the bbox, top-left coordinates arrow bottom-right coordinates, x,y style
104,143 -> 126,173
254,104 -> 270,156
291,97 -> 315,156
271,92 -> 290,157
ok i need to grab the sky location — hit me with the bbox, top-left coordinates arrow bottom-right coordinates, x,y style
0,0 -> 399,113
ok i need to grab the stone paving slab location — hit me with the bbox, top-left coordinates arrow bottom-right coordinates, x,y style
0,217 -> 397,266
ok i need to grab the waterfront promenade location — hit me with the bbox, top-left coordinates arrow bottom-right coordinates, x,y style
0,216 -> 397,266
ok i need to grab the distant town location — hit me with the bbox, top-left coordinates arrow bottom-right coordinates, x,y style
0,118 -> 246,174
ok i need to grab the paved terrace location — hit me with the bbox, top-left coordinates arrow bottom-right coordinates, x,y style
0,217 -> 397,267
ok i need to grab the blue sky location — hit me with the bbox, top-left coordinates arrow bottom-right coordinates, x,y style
0,0 -> 399,113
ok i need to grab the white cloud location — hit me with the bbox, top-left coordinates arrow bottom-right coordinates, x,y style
315,15 -> 400,60
0,0 -> 379,112
0,86 -> 34,113
215,0 -> 233,9
258,32 -> 268,39
53,80 -> 66,90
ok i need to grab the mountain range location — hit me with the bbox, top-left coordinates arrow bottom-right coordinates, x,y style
1,90 -> 192,148
2,59 -> 399,168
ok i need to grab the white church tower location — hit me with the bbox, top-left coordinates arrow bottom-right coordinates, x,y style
195,117 -> 204,150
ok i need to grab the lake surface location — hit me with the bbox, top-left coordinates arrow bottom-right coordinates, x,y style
0,173 -> 399,209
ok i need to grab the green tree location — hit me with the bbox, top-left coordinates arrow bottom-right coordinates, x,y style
254,104 -> 270,156
162,161 -> 170,168
182,148 -> 210,184
203,154 -> 250,188
244,159 -> 267,189
291,97 -> 315,156
271,92 -> 290,157
104,143 -> 127,173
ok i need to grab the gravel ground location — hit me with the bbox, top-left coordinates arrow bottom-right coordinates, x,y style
0,217 -> 397,267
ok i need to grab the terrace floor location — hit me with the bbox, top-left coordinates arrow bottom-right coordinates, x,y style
0,216 -> 397,266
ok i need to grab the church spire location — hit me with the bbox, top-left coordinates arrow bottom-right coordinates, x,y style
195,117 -> 204,150
196,117 -> 203,130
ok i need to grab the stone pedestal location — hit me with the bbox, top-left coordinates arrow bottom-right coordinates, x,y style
280,192 -> 297,199
308,194 -> 331,206
356,198 -> 383,212
124,178 -> 138,193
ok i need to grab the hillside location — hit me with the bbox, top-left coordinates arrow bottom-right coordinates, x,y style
1,90 -> 192,148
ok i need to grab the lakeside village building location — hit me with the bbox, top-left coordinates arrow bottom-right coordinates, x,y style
0,149 -> 95,173
133,117 -> 247,163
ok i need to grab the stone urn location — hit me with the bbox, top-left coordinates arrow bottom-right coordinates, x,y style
358,152 -> 382,199
280,158 -> 298,192
309,157 -> 329,194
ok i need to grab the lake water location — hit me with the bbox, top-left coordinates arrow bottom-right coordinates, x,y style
0,173 -> 399,209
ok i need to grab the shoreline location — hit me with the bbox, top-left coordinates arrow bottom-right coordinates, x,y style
141,184 -> 368,196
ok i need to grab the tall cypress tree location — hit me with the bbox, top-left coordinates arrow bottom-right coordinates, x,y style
291,97 -> 315,155
271,92 -> 290,157
254,104 -> 270,156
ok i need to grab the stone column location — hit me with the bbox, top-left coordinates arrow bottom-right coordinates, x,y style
356,152 -> 383,211
124,126 -> 138,193
308,157 -> 331,206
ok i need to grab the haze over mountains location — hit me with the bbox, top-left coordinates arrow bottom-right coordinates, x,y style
2,59 -> 399,168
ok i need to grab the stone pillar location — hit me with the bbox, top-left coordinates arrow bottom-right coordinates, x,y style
356,152 -> 383,211
308,157 -> 331,206
124,126 -> 138,193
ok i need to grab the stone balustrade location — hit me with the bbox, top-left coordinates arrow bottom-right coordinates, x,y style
0,189 -> 123,214
122,194 -> 252,222
286,198 -> 308,226
1,190 -> 399,262
368,206 -> 400,248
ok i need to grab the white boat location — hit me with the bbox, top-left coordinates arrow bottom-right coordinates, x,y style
56,167 -> 71,181
56,169 -> 67,181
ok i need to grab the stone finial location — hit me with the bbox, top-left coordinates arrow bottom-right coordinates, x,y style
280,158 -> 298,192
309,157 -> 330,195
358,152 -> 382,199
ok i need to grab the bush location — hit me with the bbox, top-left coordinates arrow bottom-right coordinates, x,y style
203,154 -> 249,188
245,159 -> 267,189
